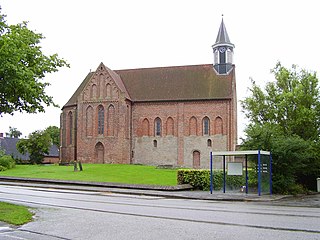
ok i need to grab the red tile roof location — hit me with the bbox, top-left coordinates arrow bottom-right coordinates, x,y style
63,63 -> 234,108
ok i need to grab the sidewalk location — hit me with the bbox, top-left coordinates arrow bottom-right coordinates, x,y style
0,176 -> 286,202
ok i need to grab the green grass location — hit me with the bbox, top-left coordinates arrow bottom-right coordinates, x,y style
0,202 -> 33,225
0,164 -> 178,186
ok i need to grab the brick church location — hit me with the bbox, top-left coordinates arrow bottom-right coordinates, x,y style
60,19 -> 237,168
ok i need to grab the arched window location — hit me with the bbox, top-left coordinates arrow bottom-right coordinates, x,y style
153,140 -> 157,147
207,139 -> 212,147
107,105 -> 115,136
86,106 -> 93,137
68,111 -> 73,145
189,117 -> 197,136
142,118 -> 150,136
202,117 -> 210,136
166,117 -> 174,136
98,105 -> 104,135
154,118 -> 161,136
215,117 -> 223,135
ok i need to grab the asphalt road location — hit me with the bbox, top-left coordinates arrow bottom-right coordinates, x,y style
0,184 -> 319,240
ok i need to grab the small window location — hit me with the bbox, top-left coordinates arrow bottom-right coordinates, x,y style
207,139 -> 212,147
153,140 -> 157,147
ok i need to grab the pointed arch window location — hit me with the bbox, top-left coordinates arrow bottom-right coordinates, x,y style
98,105 -> 104,135
155,118 -> 162,136
202,117 -> 210,136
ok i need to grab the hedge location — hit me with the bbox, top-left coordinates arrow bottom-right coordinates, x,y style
177,169 -> 245,191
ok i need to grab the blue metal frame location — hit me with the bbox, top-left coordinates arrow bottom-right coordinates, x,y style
245,155 -> 248,194
223,155 -> 226,193
258,149 -> 261,196
210,152 -> 213,194
269,152 -> 273,195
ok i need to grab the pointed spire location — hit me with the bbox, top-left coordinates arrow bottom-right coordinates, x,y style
215,18 -> 230,44
212,16 -> 234,49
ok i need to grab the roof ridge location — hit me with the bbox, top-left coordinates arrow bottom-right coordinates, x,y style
115,64 -> 213,72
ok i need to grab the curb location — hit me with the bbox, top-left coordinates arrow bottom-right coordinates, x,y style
0,176 -> 193,191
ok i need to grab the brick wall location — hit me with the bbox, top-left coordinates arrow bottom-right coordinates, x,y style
132,100 -> 236,168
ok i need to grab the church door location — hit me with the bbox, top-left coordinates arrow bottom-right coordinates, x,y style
95,142 -> 104,163
193,151 -> 200,169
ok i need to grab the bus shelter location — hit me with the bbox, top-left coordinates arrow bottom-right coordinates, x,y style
210,150 -> 272,196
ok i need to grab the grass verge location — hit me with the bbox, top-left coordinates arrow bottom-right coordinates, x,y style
0,202 -> 33,225
0,164 -> 178,186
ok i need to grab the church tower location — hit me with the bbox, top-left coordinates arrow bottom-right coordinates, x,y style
212,17 -> 235,74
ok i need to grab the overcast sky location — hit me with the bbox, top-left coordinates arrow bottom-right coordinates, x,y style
1,0 -> 319,141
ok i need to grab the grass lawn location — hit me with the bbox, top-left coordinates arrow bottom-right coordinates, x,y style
0,202 -> 33,225
0,164 -> 178,186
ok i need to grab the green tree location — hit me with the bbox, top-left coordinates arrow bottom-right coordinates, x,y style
241,62 -> 320,193
44,126 -> 60,146
0,7 -> 69,116
5,126 -> 22,138
17,130 -> 51,164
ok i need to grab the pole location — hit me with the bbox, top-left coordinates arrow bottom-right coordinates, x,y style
210,152 -> 213,194
269,152 -> 272,195
258,149 -> 261,196
245,154 -> 248,194
223,155 -> 226,193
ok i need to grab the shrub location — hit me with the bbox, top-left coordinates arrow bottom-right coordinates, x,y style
0,155 -> 16,170
0,165 -> 7,171
177,169 -> 245,191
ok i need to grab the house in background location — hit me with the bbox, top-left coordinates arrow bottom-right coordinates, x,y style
0,133 -> 59,164
60,18 -> 237,169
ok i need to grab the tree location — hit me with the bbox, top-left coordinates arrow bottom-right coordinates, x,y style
0,7 -> 69,116
5,126 -> 22,138
44,126 -> 60,146
241,62 -> 320,193
17,130 -> 51,164
242,62 -> 320,141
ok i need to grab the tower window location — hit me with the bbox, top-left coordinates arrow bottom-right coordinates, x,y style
207,139 -> 212,147
153,140 -> 157,147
